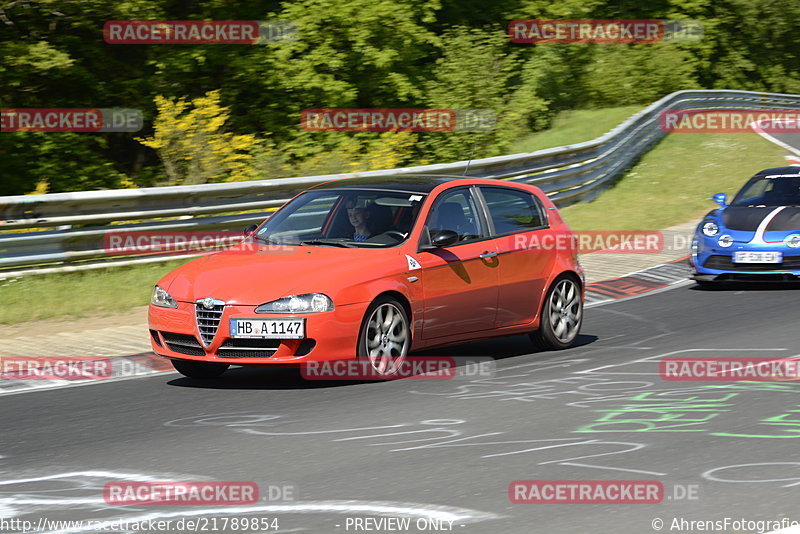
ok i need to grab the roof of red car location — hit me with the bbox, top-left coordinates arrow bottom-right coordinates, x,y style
310,175 -> 479,194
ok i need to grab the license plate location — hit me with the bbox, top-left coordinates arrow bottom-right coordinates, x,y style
733,251 -> 782,263
230,318 -> 305,339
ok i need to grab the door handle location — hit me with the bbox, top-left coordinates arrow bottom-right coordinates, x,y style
479,251 -> 498,259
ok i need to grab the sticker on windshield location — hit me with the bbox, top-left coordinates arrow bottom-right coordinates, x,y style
409,195 -> 423,202
405,255 -> 421,270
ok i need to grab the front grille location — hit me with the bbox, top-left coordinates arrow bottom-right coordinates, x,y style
196,302 -> 225,345
704,255 -> 800,271
217,338 -> 280,358
161,331 -> 205,356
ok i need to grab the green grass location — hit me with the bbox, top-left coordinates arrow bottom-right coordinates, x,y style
559,131 -> 787,230
510,106 -> 645,153
0,259 -> 192,324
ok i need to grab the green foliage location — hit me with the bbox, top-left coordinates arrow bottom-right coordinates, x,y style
419,27 -> 550,162
136,91 -> 258,185
0,0 -> 799,195
583,44 -> 700,106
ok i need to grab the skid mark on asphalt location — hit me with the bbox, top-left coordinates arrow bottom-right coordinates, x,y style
165,413 -> 662,477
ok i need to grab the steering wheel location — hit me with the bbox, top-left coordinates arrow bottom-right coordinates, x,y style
383,230 -> 407,241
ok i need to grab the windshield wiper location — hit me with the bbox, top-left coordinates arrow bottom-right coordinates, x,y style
300,240 -> 354,248
253,235 -> 291,246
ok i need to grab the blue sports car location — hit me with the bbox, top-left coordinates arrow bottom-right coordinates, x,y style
692,166 -> 800,286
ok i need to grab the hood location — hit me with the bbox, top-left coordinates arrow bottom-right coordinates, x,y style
722,206 -> 800,232
161,244 -> 403,305
715,206 -> 800,244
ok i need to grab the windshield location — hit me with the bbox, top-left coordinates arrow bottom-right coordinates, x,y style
730,174 -> 800,207
254,189 -> 426,247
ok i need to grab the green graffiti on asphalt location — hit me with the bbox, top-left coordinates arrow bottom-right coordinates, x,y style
573,384 -> 800,438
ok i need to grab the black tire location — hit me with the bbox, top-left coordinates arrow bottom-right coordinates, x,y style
531,275 -> 583,350
357,296 -> 411,377
695,280 -> 718,290
171,359 -> 229,379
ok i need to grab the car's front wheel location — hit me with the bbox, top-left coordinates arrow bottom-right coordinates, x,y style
357,296 -> 411,377
171,359 -> 230,379
694,280 -> 718,290
531,275 -> 583,350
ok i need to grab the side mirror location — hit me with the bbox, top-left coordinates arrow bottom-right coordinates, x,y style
244,224 -> 258,237
429,229 -> 459,248
712,193 -> 727,207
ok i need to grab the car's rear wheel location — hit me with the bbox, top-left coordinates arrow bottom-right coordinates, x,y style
171,359 -> 229,379
531,275 -> 583,350
357,296 -> 410,377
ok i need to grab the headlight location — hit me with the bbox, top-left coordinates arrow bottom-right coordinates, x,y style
718,235 -> 734,248
702,221 -> 719,237
786,234 -> 800,248
151,285 -> 178,308
256,293 -> 333,313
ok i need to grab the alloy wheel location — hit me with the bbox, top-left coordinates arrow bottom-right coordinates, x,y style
365,302 -> 409,375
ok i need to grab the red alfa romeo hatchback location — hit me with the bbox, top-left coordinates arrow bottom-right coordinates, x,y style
148,177 -> 584,378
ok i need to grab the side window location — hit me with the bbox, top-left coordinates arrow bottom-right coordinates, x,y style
480,187 -> 546,235
425,189 -> 486,244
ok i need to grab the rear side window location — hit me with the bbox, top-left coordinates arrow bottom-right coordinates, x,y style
480,187 -> 546,235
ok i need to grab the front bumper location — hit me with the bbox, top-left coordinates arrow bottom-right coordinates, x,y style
148,301 -> 369,365
692,251 -> 800,281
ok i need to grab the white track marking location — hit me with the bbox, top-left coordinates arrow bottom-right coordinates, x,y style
751,119 -> 800,157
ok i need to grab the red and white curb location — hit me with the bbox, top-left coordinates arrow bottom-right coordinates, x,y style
0,353 -> 173,396
585,256 -> 692,307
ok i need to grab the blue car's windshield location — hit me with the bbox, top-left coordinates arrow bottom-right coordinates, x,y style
254,189 -> 426,248
730,174 -> 800,207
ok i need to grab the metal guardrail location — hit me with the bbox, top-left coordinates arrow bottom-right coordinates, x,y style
2,89 -> 800,276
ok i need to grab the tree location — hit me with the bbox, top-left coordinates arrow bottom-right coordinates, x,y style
136,91 -> 257,185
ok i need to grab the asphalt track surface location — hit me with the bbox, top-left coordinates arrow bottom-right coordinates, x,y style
3,281 -> 800,534
769,132 -> 800,154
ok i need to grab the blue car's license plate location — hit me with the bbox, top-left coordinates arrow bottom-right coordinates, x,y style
733,251 -> 782,263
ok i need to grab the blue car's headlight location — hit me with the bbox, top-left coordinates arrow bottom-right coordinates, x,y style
256,293 -> 333,313
786,234 -> 800,248
718,235 -> 734,248
151,285 -> 178,308
702,221 -> 719,237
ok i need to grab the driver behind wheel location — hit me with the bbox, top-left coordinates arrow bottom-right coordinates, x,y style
347,199 -> 373,242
